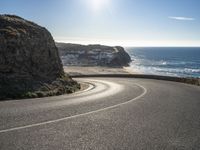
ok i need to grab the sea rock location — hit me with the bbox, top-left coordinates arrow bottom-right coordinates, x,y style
56,43 -> 131,67
0,15 -> 79,99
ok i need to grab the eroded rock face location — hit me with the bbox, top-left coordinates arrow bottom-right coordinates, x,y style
0,15 -> 64,79
0,15 -> 79,99
57,43 -> 131,67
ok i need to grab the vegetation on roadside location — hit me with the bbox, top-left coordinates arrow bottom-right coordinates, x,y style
0,75 -> 80,100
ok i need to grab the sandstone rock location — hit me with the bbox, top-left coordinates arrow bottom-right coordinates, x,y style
56,43 -> 131,67
0,15 -> 79,99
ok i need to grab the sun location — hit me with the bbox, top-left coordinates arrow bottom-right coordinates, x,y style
87,0 -> 110,11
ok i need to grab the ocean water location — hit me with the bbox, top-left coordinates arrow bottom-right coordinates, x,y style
126,47 -> 200,78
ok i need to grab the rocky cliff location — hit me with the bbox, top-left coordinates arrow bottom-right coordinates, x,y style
0,15 -> 79,100
56,43 -> 131,67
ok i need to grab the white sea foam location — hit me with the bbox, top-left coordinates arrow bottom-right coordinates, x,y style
130,59 -> 200,77
127,47 -> 200,78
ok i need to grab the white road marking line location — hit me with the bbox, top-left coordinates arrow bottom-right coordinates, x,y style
0,83 -> 147,133
73,81 -> 96,94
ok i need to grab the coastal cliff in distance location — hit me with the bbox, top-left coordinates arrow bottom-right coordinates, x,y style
0,15 -> 79,99
56,43 -> 131,67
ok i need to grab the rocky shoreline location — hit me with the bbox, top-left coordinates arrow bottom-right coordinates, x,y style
57,43 -> 131,67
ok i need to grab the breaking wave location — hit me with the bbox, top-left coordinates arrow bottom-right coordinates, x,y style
127,47 -> 200,78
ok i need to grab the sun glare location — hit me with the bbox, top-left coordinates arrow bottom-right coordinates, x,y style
87,0 -> 110,11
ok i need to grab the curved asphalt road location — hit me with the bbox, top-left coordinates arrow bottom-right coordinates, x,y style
0,77 -> 200,150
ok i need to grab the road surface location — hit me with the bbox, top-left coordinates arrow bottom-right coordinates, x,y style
0,77 -> 200,150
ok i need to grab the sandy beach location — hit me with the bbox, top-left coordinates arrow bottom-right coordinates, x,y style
64,66 -> 140,75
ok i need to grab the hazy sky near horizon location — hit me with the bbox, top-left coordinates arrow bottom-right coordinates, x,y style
1,0 -> 200,46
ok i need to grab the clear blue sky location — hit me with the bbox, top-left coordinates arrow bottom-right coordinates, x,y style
1,0 -> 200,46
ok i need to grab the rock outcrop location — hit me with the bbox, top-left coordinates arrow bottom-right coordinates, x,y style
56,43 -> 131,67
0,15 -> 79,100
